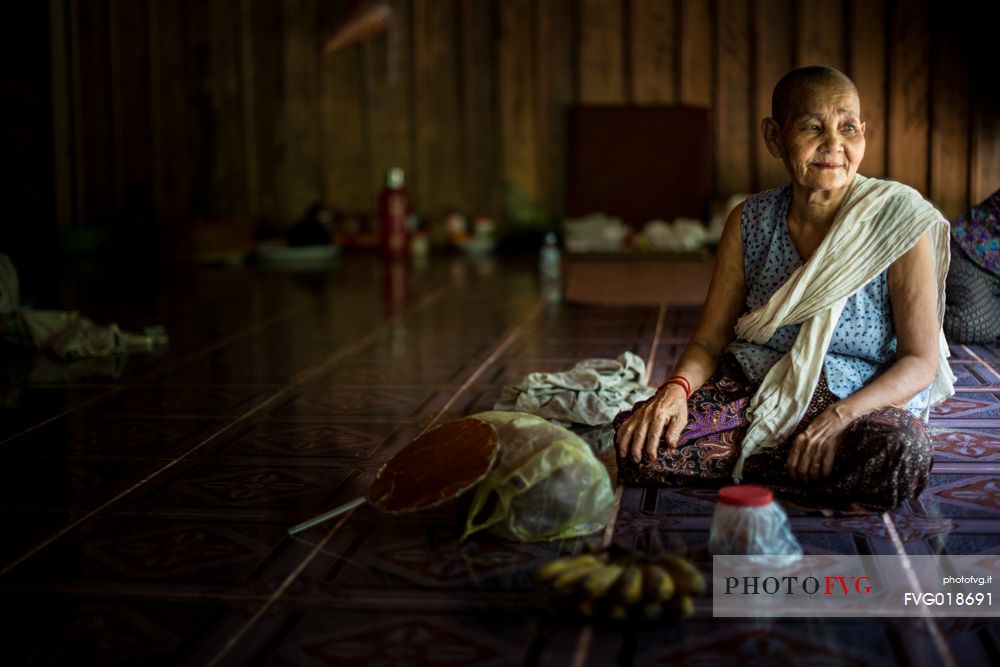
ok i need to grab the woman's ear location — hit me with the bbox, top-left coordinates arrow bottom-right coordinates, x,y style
761,117 -> 783,158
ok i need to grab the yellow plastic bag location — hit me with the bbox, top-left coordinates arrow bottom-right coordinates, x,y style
462,411 -> 616,542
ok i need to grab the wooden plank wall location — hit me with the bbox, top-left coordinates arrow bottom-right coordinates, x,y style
48,0 -> 998,241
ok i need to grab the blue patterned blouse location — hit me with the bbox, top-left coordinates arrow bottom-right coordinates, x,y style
724,183 -> 931,417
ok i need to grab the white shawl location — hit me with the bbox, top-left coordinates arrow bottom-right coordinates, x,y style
732,175 -> 955,482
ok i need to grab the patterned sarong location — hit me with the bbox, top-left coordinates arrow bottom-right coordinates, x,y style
613,354 -> 932,511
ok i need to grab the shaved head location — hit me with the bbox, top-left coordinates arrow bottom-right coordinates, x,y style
771,66 -> 858,126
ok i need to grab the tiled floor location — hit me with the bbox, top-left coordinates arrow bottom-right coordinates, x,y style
2,254 -> 999,665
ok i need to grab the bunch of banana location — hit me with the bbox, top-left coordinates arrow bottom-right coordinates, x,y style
535,550 -> 705,621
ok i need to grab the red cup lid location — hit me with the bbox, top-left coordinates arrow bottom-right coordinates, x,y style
718,485 -> 773,507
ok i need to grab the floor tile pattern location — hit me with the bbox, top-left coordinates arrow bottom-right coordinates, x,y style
1,256 -> 998,665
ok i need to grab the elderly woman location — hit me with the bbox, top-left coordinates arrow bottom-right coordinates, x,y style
614,66 -> 954,511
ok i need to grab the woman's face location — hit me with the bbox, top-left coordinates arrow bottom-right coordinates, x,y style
771,84 -> 866,196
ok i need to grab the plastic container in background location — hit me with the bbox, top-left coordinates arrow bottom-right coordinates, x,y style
709,485 -> 802,565
538,232 -> 562,304
539,232 -> 561,280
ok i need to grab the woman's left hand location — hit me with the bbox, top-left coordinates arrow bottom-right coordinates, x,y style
786,403 -> 855,482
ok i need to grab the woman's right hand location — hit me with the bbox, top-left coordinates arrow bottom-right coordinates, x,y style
614,202 -> 744,465
616,383 -> 689,464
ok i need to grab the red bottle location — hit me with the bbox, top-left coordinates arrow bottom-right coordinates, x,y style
378,167 -> 410,258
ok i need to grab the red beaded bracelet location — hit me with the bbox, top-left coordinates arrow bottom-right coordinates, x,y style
664,375 -> 691,400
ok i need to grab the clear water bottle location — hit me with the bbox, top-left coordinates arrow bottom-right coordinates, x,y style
539,232 -> 561,280
709,485 -> 801,565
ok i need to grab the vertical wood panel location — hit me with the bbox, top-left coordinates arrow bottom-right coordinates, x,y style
454,0 -> 497,217
753,0 -> 793,190
109,0 -> 125,215
969,22 -> 1000,207
887,0 -> 929,193
320,41 -> 367,215
460,0 -> 496,215
239,0 -> 258,222
245,0 -> 282,227
187,0 -> 246,219
716,0 -> 751,196
929,8 -> 969,220
70,0 -> 87,227
630,0 -> 676,104
213,0 -> 247,219
796,0 -> 845,70
971,109 -> 1000,206
186,0 -> 213,218
367,0 -> 414,216
285,0 -> 324,221
185,0 -> 246,219
679,0 -> 711,107
75,0 -> 115,225
537,0 -> 575,218
149,0 -> 192,224
578,0 -> 624,104
50,0 -> 74,229
413,0 -> 463,219
113,0 -> 155,223
849,0 -> 887,178
499,0 -> 539,202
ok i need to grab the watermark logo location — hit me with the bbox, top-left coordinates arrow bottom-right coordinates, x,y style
722,574 -> 871,596
713,555 -> 999,617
